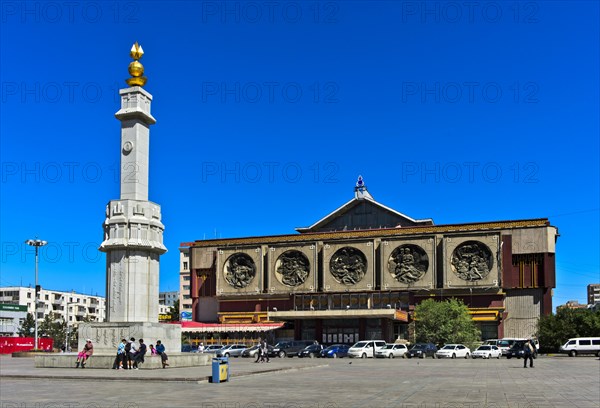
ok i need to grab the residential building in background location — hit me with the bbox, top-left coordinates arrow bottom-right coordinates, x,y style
0,286 -> 106,330
587,284 -> 600,305
557,300 -> 588,310
0,304 -> 28,336
179,247 -> 192,321
159,291 -> 179,307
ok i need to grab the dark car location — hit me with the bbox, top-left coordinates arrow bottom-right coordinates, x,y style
297,344 -> 325,358
272,340 -> 315,358
406,343 -> 438,359
506,341 -> 537,359
320,344 -> 350,358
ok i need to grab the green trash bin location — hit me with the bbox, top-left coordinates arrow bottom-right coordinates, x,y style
211,357 -> 229,383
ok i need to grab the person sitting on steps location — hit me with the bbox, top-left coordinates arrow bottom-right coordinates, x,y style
75,339 -> 94,368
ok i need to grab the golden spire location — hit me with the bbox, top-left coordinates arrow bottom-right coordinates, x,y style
126,42 -> 147,87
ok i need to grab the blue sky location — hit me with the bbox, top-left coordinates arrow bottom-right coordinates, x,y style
1,1 -> 598,308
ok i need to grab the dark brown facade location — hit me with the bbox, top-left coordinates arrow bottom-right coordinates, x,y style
183,188 -> 558,343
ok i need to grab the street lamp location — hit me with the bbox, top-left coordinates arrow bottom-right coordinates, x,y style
65,301 -> 78,352
25,238 -> 47,351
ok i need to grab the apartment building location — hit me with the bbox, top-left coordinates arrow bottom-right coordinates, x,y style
0,286 -> 105,327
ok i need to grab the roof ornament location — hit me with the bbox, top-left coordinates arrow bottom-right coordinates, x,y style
354,175 -> 373,200
126,42 -> 147,87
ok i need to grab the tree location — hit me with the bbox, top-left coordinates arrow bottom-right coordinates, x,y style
415,298 -> 481,349
17,313 -> 36,337
167,299 -> 180,322
39,312 -> 68,350
537,307 -> 600,352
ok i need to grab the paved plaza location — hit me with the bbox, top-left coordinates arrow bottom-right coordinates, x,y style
1,355 -> 598,408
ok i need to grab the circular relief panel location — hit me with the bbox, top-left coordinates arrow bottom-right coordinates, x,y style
275,250 -> 310,287
451,241 -> 493,281
388,244 -> 429,284
224,253 -> 256,289
329,247 -> 367,285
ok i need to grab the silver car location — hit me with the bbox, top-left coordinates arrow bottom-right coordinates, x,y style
216,344 -> 248,358
375,343 -> 408,358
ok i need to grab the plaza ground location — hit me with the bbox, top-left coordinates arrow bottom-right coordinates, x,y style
0,354 -> 598,408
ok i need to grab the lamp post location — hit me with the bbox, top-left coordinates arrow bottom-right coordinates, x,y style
65,301 -> 78,352
25,238 -> 47,350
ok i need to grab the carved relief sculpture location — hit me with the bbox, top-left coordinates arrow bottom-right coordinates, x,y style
224,253 -> 256,289
388,245 -> 428,284
329,247 -> 367,285
451,241 -> 493,281
275,250 -> 310,287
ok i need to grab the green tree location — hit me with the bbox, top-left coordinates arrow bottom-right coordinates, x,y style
167,299 -> 180,322
537,308 -> 600,352
17,313 -> 36,337
415,298 -> 481,349
39,312 -> 67,350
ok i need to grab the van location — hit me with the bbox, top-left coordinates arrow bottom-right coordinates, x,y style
347,340 -> 386,358
272,340 -> 315,358
559,337 -> 600,357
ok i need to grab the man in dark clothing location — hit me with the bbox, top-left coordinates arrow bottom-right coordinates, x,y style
523,340 -> 535,368
133,338 -> 147,369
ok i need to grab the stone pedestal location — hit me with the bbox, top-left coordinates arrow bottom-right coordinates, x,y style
77,322 -> 181,356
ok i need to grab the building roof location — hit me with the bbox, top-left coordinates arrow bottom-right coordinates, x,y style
181,218 -> 552,248
295,176 -> 433,233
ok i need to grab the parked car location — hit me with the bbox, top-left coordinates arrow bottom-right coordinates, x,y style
320,344 -> 350,358
203,344 -> 224,354
347,340 -> 386,358
436,344 -> 471,359
216,344 -> 247,357
406,343 -> 438,359
272,340 -> 315,358
181,345 -> 196,353
506,341 -> 537,359
472,345 -> 502,359
559,337 -> 600,357
375,343 -> 408,358
241,344 -> 275,358
297,343 -> 325,358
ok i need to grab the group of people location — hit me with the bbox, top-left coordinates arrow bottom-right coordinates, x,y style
112,337 -> 169,370
254,339 -> 270,363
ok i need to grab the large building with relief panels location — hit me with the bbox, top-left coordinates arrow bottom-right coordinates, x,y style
182,180 -> 558,343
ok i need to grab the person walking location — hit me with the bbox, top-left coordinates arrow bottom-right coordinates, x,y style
254,338 -> 263,363
523,340 -> 535,368
261,339 -> 270,363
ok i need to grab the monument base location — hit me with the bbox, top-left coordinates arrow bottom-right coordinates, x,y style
35,352 -> 210,369
77,321 -> 181,356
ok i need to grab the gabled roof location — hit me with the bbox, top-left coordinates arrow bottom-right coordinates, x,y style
295,176 -> 433,233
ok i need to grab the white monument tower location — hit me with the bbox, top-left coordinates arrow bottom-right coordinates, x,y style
80,43 -> 180,355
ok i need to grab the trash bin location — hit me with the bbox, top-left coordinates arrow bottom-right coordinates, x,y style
211,357 -> 229,383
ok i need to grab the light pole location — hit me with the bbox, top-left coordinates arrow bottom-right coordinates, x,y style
25,238 -> 47,350
65,301 -> 78,352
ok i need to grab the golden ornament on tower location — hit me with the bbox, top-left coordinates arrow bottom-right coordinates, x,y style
126,42 -> 147,87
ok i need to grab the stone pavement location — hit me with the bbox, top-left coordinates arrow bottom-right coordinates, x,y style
1,354 -> 599,408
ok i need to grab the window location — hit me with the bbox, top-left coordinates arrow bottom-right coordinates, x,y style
183,262 -> 188,270
592,340 -> 600,346
183,295 -> 191,299
183,276 -> 191,281
580,340 -> 591,346
183,285 -> 190,290
27,292 -> 31,298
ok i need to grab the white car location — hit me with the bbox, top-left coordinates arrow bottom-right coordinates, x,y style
435,344 -> 471,359
375,343 -> 408,358
348,340 -> 386,358
472,345 -> 502,359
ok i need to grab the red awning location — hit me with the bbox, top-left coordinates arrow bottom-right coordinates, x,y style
180,321 -> 285,333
